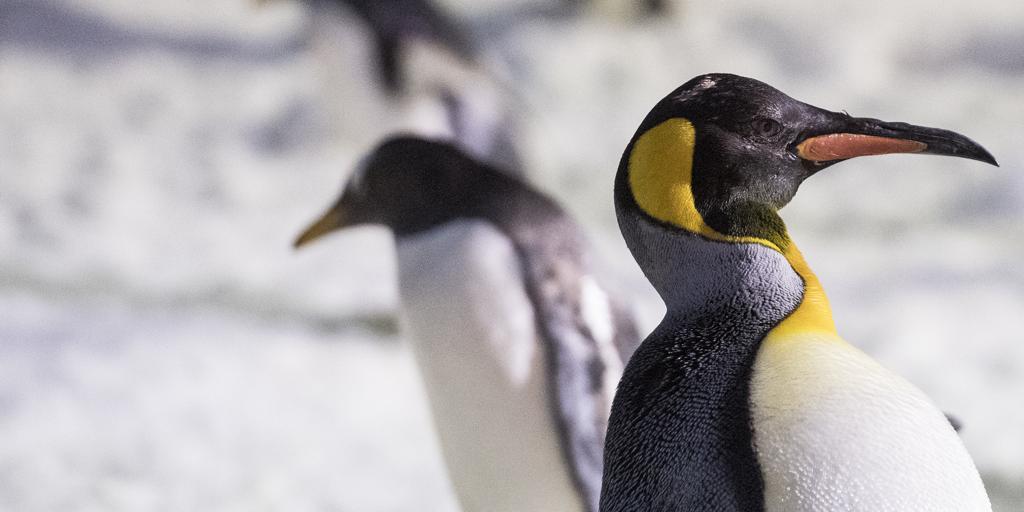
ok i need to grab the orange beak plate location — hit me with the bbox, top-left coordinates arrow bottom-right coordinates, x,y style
797,134 -> 927,162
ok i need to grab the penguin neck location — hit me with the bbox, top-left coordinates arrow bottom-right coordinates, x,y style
619,117 -> 837,336
607,210 -> 834,511
618,210 -> 811,327
765,239 -> 837,340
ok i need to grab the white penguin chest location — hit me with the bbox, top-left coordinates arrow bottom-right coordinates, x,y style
394,219 -> 584,512
750,334 -> 991,511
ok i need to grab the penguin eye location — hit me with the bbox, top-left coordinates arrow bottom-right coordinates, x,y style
752,117 -> 783,139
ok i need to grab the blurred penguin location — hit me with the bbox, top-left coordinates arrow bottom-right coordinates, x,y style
294,135 -> 640,511
299,0 -> 475,94
255,0 -> 523,173
563,0 -> 676,20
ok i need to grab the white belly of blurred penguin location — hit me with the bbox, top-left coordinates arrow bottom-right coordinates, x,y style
395,219 -> 584,512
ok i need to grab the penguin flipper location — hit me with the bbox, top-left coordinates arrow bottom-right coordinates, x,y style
515,240 -> 630,512
372,33 -> 402,93
945,412 -> 963,433
481,173 -> 637,512
531,278 -> 609,512
608,297 -> 641,364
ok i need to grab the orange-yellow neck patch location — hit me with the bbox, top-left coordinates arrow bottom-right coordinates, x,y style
628,117 -> 837,339
768,244 -> 838,341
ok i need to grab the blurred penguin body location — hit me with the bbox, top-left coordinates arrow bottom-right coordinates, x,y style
395,219 -> 584,511
307,0 -> 474,93
296,137 -> 639,511
275,0 -> 523,173
601,74 -> 994,511
566,0 -> 676,20
399,41 -> 522,173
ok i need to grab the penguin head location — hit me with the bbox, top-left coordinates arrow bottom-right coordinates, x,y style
618,73 -> 997,251
294,136 -> 493,247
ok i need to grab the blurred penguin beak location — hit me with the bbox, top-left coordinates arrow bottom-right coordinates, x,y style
293,201 -> 350,249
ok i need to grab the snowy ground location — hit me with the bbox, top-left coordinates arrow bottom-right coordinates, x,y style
1,0 -> 1022,510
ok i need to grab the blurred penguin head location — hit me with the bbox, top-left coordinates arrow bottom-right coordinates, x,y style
294,136 -> 490,247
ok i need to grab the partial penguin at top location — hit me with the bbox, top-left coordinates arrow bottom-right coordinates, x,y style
601,73 -> 996,512
254,0 -> 523,174
295,135 -> 641,512
564,0 -> 676,21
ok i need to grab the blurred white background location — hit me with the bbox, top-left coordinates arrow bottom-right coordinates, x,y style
1,0 -> 1022,510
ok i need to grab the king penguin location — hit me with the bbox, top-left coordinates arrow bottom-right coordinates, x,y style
294,136 -> 639,511
600,73 -> 998,511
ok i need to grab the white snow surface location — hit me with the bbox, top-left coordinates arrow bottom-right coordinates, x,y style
1,0 -> 1022,510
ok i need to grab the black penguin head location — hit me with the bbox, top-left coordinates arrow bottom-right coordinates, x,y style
294,136 -> 493,247
619,73 -> 997,249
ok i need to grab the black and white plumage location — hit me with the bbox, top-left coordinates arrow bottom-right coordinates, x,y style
601,74 -> 996,511
294,136 -> 639,511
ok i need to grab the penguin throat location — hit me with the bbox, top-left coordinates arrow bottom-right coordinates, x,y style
768,242 -> 837,340
625,117 -> 836,338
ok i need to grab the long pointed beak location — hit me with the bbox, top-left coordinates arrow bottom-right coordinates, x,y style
294,201 -> 349,249
796,116 -> 998,167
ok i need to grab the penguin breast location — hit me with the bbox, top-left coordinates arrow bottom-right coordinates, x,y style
749,334 -> 991,511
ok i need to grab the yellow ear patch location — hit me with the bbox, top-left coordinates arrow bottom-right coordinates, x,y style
628,117 -> 837,340
628,118 -> 704,237
627,118 -> 781,251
